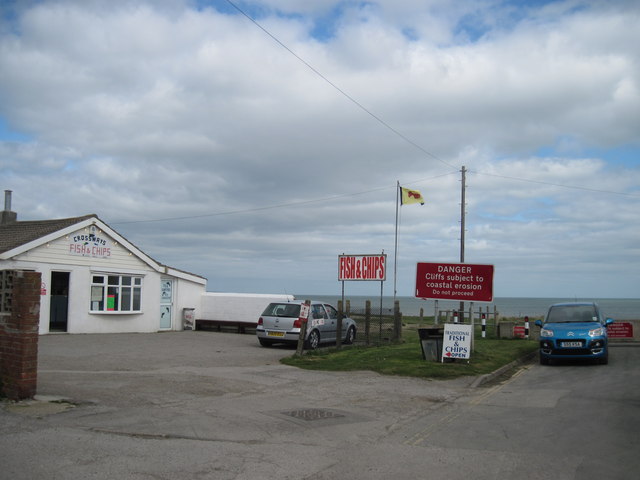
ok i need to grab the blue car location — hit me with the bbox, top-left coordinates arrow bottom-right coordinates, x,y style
535,302 -> 614,365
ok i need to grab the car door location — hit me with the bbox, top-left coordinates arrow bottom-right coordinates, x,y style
322,304 -> 339,341
309,303 -> 330,342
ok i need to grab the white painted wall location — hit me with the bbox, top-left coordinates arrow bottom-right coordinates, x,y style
1,225 -> 206,334
200,292 -> 295,323
173,277 -> 205,329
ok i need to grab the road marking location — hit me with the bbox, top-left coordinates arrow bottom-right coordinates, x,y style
403,366 -> 531,446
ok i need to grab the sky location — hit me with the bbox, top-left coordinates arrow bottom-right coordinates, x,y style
1,0 -> 639,299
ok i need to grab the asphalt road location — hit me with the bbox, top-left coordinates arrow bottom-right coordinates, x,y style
1,332 -> 638,479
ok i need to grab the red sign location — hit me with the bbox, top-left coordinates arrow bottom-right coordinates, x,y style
415,262 -> 494,302
514,326 -> 526,338
608,322 -> 633,338
338,254 -> 386,281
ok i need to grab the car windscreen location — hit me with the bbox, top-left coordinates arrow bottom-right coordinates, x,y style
547,305 -> 598,323
261,303 -> 301,318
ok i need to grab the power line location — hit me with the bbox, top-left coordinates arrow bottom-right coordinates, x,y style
112,172 -> 458,225
111,165 -> 638,226
220,3 -> 639,200
112,185 -> 393,225
472,170 -> 640,197
223,0 -> 457,170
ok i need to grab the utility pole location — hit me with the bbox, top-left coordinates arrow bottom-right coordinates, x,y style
459,165 -> 466,321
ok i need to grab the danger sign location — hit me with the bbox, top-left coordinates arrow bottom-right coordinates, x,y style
607,322 -> 633,338
415,262 -> 494,302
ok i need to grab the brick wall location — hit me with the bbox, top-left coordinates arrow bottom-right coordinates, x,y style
0,270 -> 41,400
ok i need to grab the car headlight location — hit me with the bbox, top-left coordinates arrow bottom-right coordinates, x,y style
540,328 -> 554,337
589,327 -> 604,337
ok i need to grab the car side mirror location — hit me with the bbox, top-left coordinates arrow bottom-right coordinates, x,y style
534,319 -> 543,327
605,318 -> 615,326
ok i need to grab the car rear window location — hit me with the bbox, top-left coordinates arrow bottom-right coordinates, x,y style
547,305 -> 598,323
262,303 -> 301,318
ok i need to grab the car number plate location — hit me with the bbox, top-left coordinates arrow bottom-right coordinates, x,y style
267,331 -> 285,337
561,341 -> 582,348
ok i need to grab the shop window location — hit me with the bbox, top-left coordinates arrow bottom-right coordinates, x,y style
91,274 -> 142,312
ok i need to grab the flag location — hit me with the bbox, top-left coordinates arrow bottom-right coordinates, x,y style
400,187 -> 425,205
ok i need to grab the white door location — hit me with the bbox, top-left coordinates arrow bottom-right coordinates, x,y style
160,279 -> 173,329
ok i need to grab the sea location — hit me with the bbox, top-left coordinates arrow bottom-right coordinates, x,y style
295,295 -> 640,320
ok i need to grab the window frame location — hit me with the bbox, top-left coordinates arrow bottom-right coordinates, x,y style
90,273 -> 143,314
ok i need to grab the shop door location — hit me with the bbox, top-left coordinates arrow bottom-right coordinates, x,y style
50,271 -> 70,332
160,279 -> 173,329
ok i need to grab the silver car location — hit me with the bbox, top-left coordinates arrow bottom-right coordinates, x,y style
256,300 -> 357,349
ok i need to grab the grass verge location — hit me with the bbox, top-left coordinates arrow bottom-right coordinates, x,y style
281,330 -> 538,380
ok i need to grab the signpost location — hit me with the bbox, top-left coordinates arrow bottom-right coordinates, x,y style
338,253 -> 387,337
295,300 -> 311,356
415,262 -> 494,302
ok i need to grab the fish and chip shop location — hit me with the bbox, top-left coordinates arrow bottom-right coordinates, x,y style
0,196 -> 207,334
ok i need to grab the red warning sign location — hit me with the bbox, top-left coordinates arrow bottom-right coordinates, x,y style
415,262 -> 494,302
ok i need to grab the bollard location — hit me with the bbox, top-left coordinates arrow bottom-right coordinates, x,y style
453,310 -> 459,324
481,313 -> 486,338
524,316 -> 529,339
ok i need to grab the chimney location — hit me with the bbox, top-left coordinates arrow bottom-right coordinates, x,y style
1,190 -> 18,225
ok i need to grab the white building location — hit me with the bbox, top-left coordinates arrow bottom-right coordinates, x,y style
0,191 -> 206,334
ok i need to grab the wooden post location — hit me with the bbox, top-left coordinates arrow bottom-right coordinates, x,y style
469,302 -> 475,352
434,300 -> 439,325
336,300 -> 343,350
295,300 -> 311,356
394,300 -> 402,342
365,300 -> 371,346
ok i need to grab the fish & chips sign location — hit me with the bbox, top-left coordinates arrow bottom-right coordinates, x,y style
69,226 -> 112,259
338,254 -> 387,281
442,324 -> 472,361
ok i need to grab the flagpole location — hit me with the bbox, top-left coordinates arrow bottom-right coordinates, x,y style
393,181 -> 400,304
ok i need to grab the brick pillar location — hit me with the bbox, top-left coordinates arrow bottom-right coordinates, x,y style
0,270 -> 41,400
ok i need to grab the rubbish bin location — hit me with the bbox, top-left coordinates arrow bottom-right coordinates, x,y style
182,308 -> 195,330
418,327 -> 444,361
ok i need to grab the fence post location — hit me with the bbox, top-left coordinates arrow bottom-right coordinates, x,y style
394,300 -> 402,342
481,313 -> 487,338
365,300 -> 371,346
336,300 -> 343,350
469,302 -> 475,352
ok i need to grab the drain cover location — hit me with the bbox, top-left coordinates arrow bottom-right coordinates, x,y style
281,408 -> 346,422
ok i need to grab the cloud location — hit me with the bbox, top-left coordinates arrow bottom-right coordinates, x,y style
0,0 -> 638,298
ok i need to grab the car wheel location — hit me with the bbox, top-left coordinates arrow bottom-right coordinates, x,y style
599,352 -> 609,365
344,326 -> 356,345
259,338 -> 274,347
305,329 -> 320,350
539,355 -> 549,365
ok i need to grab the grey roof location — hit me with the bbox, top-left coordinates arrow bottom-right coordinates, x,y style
0,214 -> 97,254
0,213 -> 206,281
